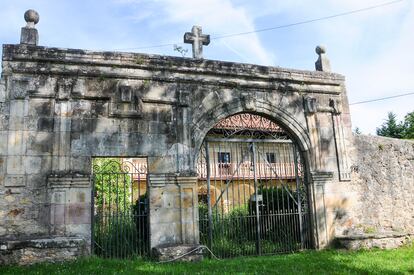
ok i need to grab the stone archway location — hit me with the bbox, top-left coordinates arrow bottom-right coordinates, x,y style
190,96 -> 313,174
195,111 -> 313,257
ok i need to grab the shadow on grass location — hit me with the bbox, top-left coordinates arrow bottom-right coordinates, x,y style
1,246 -> 413,274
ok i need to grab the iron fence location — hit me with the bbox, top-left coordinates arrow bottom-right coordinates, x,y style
197,115 -> 313,258
92,158 -> 149,258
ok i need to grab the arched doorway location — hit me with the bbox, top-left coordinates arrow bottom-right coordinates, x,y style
197,113 -> 312,257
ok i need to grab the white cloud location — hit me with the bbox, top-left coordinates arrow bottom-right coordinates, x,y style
113,0 -> 277,65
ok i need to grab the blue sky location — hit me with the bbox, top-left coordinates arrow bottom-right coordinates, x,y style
1,0 -> 413,134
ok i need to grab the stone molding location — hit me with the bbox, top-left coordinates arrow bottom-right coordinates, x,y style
148,173 -> 175,187
311,171 -> 334,185
176,176 -> 198,186
149,174 -> 198,187
305,97 -> 342,115
47,175 -> 91,189
2,45 -> 345,91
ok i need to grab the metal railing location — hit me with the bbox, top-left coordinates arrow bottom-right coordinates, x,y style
197,139 -> 312,258
92,159 -> 149,259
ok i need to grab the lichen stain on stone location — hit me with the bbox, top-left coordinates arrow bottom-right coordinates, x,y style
8,208 -> 24,217
19,197 -> 31,205
76,192 -> 85,203
5,195 -> 15,203
68,205 -> 83,217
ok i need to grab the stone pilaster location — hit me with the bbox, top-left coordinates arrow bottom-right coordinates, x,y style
148,174 -> 199,249
47,174 -> 92,248
177,176 -> 199,244
310,171 -> 333,249
51,100 -> 72,173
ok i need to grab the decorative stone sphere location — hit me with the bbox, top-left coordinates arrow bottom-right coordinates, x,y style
315,45 -> 326,55
24,9 -> 39,25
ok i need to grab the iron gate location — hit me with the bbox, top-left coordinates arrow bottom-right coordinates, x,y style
197,114 -> 312,258
92,158 -> 149,258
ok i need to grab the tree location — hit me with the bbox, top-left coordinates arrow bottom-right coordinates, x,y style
376,112 -> 404,138
402,112 -> 414,139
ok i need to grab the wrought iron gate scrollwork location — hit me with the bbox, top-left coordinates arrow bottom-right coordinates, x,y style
91,158 -> 149,258
197,114 -> 312,258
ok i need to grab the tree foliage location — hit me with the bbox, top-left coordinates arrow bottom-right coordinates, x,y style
376,111 -> 414,139
93,158 -> 132,213
402,112 -> 414,139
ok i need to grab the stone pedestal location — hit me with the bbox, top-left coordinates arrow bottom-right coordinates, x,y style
20,27 -> 39,45
149,174 -> 199,252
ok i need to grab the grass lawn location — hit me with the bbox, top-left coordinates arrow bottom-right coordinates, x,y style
1,245 -> 413,275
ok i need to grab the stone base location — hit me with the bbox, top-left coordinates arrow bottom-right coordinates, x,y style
335,233 -> 412,250
152,244 -> 203,262
0,237 -> 88,265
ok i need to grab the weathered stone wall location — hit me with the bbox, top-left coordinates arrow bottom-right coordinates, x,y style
330,134 -> 414,241
0,42 -> 355,263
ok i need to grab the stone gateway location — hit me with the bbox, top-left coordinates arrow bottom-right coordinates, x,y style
0,11 -> 413,264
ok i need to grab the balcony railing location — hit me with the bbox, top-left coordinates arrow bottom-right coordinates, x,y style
197,162 -> 300,180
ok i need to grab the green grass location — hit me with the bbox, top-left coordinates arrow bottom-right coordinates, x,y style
1,245 -> 414,275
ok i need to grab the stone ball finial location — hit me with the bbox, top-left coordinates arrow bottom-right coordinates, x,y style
315,45 -> 326,55
24,9 -> 39,25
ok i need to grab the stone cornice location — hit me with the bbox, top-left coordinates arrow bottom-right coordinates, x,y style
2,44 -> 345,94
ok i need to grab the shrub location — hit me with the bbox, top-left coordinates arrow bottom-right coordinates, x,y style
199,187 -> 305,257
94,194 -> 149,259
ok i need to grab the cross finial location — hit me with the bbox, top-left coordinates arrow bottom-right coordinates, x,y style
184,25 -> 210,59
21,9 -> 40,45
315,45 -> 331,72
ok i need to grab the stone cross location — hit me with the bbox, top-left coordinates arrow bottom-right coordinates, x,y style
184,26 -> 210,59
315,45 -> 331,72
